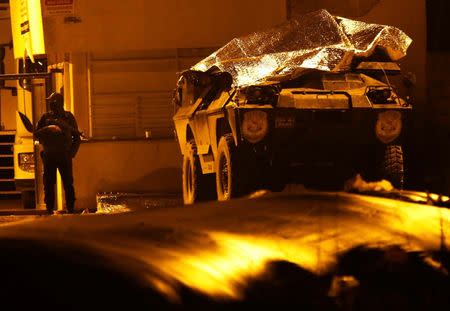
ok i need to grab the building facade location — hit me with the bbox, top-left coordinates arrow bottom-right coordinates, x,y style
0,0 -> 428,208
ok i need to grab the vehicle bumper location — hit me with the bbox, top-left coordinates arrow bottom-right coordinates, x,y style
240,108 -> 407,163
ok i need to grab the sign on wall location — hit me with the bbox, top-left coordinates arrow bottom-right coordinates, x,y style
43,0 -> 74,16
9,0 -> 45,61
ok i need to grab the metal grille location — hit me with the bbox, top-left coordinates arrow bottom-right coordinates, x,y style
89,48 -> 215,140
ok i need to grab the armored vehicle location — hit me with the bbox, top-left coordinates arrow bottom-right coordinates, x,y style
173,10 -> 413,203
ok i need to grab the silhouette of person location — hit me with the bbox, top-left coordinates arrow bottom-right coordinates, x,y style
34,92 -> 81,214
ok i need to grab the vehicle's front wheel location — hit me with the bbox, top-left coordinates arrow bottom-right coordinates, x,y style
216,134 -> 245,201
182,141 -> 215,204
381,145 -> 404,189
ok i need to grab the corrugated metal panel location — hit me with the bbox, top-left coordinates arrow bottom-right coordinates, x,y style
91,92 -> 173,139
138,93 -> 174,139
89,48 -> 216,140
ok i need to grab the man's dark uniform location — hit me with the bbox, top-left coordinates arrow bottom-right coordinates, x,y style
34,92 -> 81,214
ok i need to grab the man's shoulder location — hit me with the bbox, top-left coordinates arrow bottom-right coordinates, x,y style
37,112 -> 55,124
40,111 -> 54,119
62,111 -> 76,120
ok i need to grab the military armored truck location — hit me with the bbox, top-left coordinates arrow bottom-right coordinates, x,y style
172,10 -> 413,203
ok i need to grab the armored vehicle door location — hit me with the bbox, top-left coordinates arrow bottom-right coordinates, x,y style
191,108 -> 210,155
191,72 -> 233,156
173,71 -> 211,153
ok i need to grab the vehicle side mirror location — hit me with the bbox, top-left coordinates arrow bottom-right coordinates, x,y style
198,73 -> 212,87
216,72 -> 233,91
18,111 -> 34,133
172,88 -> 182,107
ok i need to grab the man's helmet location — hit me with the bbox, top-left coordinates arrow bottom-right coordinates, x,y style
46,92 -> 64,112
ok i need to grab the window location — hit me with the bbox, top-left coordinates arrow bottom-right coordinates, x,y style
89,47 -> 216,140
322,73 -> 364,90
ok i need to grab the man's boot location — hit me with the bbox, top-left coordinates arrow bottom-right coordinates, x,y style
66,202 -> 75,214
45,201 -> 54,215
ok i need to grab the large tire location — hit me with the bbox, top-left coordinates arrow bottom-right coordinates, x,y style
382,145 -> 404,189
182,141 -> 216,204
21,190 -> 35,209
216,134 -> 245,201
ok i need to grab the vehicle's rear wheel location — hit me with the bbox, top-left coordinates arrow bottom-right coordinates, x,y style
216,134 -> 244,201
182,141 -> 215,204
381,145 -> 404,189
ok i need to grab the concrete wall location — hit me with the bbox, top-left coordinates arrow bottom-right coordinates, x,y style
73,139 -> 182,209
43,0 -> 287,52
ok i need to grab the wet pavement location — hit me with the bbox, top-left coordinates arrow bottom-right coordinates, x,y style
96,192 -> 182,213
0,192 -> 183,216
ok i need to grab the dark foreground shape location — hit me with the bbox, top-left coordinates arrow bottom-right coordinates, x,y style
2,236 -> 448,310
332,245 -> 450,311
0,239 -> 172,310
239,260 -> 337,310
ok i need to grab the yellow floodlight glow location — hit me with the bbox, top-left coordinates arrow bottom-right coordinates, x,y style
145,231 -> 321,300
10,0 -> 45,61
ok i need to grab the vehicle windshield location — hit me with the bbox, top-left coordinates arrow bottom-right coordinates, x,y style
321,73 -> 365,90
280,72 -> 366,90
361,71 -> 412,100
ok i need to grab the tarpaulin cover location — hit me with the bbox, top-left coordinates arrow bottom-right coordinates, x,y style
192,9 -> 412,86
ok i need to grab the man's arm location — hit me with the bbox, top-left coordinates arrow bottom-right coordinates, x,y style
68,112 -> 81,135
34,114 -> 52,139
51,113 -> 81,136
67,112 -> 81,157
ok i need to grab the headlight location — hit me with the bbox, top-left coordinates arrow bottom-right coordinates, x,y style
245,85 -> 280,105
375,111 -> 402,143
18,152 -> 35,173
367,87 -> 393,104
241,110 -> 269,144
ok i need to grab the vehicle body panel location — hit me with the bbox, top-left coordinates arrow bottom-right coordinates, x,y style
173,69 -> 412,179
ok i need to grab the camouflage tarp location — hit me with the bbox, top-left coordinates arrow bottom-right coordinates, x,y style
192,9 -> 412,86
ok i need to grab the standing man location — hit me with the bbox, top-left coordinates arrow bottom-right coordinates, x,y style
34,92 -> 81,214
